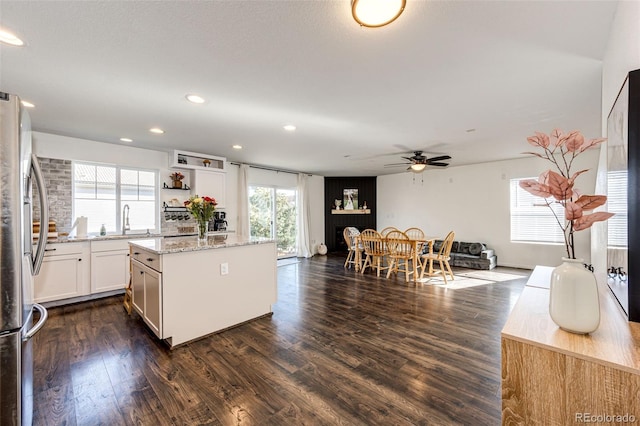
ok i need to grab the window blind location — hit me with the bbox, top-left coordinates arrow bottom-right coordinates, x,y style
510,178 -> 565,244
607,170 -> 628,248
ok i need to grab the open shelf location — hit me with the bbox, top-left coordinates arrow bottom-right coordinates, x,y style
170,149 -> 226,172
331,209 -> 371,215
163,182 -> 191,190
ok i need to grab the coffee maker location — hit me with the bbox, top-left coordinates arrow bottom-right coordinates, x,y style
213,211 -> 227,231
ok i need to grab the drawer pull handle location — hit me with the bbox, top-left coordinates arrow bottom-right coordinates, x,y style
140,271 -> 144,275
126,253 -> 130,256
78,258 -> 82,261
44,248 -> 57,252
146,258 -> 154,262
133,252 -> 140,255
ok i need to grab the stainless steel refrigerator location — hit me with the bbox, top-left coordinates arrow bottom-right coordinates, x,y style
0,92 -> 50,425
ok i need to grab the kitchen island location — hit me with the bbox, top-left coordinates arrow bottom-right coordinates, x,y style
129,234 -> 277,348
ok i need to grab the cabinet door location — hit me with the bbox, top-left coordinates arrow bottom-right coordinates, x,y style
91,250 -> 130,293
131,261 -> 145,316
34,254 -> 85,303
193,170 -> 226,208
143,267 -> 162,338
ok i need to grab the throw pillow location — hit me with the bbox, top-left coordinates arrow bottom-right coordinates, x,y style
469,243 -> 484,255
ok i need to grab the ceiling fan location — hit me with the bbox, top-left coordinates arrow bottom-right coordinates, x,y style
384,151 -> 452,173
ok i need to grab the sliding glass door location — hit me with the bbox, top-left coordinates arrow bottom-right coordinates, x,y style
249,186 -> 297,258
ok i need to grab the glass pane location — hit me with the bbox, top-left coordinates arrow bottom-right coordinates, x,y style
138,171 -> 155,187
121,169 -> 138,186
75,182 -> 95,199
121,201 -> 156,231
75,164 -> 95,182
96,166 -> 116,184
249,186 -> 273,239
276,189 -> 297,257
75,199 -> 116,233
121,184 -> 139,201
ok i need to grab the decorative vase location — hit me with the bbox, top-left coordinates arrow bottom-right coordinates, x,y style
318,243 -> 327,255
197,219 -> 208,242
173,180 -> 182,189
549,257 -> 600,334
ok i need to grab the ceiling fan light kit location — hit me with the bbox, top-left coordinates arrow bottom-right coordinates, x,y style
351,0 -> 406,28
384,151 -> 452,173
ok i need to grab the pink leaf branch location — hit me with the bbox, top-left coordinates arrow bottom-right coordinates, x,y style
520,129 -> 613,259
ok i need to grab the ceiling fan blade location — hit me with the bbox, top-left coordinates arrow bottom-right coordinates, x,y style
426,155 -> 452,162
400,156 -> 415,161
429,162 -> 449,167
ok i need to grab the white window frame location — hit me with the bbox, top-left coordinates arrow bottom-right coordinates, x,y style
510,177 -> 565,244
72,161 -> 159,235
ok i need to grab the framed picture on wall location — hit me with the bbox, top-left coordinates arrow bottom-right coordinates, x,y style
344,189 -> 358,210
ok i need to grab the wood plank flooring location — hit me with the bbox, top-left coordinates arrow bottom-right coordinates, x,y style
32,254 -> 528,425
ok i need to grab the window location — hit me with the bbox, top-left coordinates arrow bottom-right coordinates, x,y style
248,186 -> 297,258
607,170 -> 628,248
510,178 -> 565,244
73,162 -> 158,234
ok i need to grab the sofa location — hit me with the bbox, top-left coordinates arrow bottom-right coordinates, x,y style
423,240 -> 497,270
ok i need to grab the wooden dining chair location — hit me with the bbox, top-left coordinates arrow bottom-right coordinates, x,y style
359,229 -> 389,277
420,231 -> 455,284
343,227 -> 363,270
380,226 -> 398,237
404,227 -> 426,259
385,230 -> 415,282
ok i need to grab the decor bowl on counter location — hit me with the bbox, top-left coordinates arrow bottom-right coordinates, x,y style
519,129 -> 613,334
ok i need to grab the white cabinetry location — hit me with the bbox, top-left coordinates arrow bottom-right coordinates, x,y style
90,239 -> 131,293
192,169 -> 226,208
33,242 -> 90,303
131,247 -> 163,338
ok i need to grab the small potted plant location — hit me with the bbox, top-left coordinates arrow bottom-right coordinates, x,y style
170,172 -> 185,189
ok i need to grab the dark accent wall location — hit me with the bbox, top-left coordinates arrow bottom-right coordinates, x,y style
324,177 -> 376,252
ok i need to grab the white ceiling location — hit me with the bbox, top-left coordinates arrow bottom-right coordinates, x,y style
0,1 -> 618,176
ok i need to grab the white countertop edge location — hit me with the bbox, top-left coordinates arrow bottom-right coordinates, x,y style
129,235 -> 274,254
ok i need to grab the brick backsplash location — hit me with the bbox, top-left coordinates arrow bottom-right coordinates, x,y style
33,157 -> 73,233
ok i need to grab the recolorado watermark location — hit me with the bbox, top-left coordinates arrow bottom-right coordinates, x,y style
575,412 -> 636,423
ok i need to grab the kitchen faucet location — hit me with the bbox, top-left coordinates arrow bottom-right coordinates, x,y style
122,204 -> 130,235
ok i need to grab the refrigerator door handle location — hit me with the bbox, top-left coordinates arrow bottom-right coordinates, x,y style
23,303 -> 48,341
31,153 -> 49,275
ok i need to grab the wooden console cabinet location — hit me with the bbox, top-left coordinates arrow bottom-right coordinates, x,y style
501,266 -> 640,424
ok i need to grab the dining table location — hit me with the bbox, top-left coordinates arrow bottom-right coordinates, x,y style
354,232 -> 436,282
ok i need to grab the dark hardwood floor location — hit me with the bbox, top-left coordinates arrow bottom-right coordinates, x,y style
32,254 -> 528,425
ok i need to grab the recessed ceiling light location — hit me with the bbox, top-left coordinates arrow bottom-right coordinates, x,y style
186,94 -> 205,104
149,127 -> 164,134
21,101 -> 35,108
0,29 -> 24,46
283,125 -> 296,132
232,144 -> 242,150
120,137 -> 133,143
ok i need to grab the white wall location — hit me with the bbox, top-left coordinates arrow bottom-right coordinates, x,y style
377,150 -> 599,269
592,1 -> 640,272
33,131 -> 325,253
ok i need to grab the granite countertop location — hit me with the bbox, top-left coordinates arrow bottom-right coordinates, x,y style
41,230 -> 234,244
129,234 -> 274,254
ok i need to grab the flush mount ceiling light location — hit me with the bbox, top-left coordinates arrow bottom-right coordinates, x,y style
186,94 -> 205,104
410,163 -> 426,173
352,0 -> 406,28
0,28 -> 24,46
120,137 -> 133,143
149,127 -> 164,134
283,125 -> 296,132
21,101 -> 35,108
232,144 -> 243,150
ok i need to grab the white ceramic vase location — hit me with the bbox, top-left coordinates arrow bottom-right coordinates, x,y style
549,257 -> 600,334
